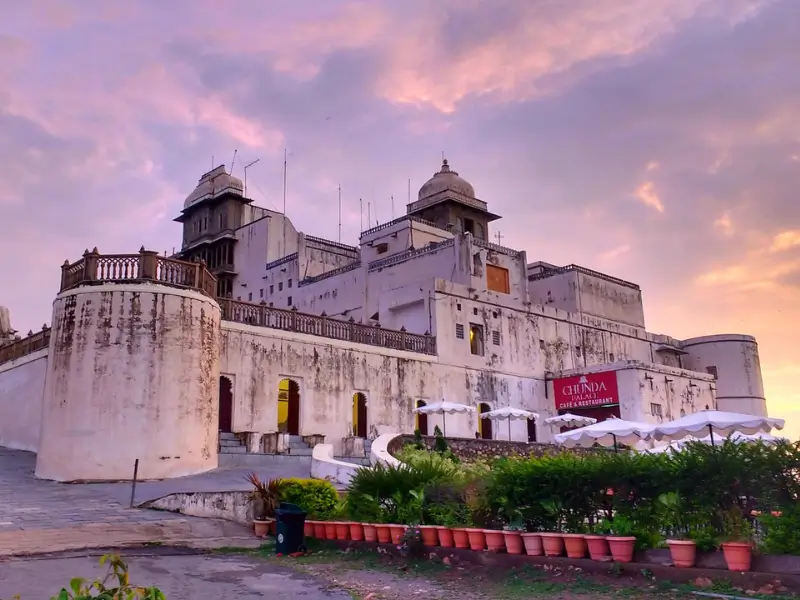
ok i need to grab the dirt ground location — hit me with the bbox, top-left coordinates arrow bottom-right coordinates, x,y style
220,541 -> 799,600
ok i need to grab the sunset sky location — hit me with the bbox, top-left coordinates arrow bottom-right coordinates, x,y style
1,1 -> 797,437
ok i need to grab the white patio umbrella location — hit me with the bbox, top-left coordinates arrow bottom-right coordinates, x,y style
480,407 -> 540,441
651,410 -> 785,446
646,431 -> 788,454
555,417 -> 655,452
412,401 -> 475,437
545,413 -> 598,429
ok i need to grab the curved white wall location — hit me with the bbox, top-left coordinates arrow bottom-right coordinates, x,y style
681,334 -> 766,416
35,283 -> 221,481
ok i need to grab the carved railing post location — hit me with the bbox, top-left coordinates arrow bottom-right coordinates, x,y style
291,306 -> 298,332
400,326 -> 407,351
138,246 -> 159,280
320,311 -> 328,337
348,317 -> 356,343
259,301 -> 267,326
83,248 -> 100,282
60,259 -> 71,291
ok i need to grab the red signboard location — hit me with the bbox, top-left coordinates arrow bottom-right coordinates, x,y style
553,371 -> 619,411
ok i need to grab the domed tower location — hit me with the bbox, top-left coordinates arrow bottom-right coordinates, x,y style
681,334 -> 767,416
407,159 -> 500,241
173,165 -> 249,299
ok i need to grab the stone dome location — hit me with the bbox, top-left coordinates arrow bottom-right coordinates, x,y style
184,165 -> 244,209
417,159 -> 475,201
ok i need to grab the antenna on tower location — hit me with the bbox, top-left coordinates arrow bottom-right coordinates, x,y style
391,194 -> 395,219
360,198 -> 363,232
367,202 -> 371,228
282,148 -> 288,255
243,158 -> 260,198
338,185 -> 342,243
230,149 -> 238,175
211,155 -> 214,171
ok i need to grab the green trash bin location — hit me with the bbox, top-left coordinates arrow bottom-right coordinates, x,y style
275,502 -> 307,554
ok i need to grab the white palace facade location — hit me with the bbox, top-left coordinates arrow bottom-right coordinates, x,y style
0,161 -> 769,482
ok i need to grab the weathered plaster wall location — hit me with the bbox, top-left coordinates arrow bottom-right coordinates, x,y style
681,334 -> 766,417
0,348 -> 47,452
527,269 -> 646,328
219,321 -> 546,453
35,283 -> 221,482
359,219 -> 453,264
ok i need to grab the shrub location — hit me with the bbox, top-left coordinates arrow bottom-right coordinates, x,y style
346,458 -> 457,524
279,478 -> 339,520
759,504 -> 800,555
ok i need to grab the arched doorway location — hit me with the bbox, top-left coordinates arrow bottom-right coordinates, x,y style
352,393 -> 368,438
478,402 -> 493,440
527,418 -> 537,443
219,376 -> 233,433
278,378 -> 300,435
415,400 -> 428,436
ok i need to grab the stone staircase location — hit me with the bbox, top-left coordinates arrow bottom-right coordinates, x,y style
218,432 -> 246,454
335,437 -> 373,467
216,433 -> 374,471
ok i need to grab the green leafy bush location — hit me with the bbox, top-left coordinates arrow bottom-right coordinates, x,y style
346,458 -> 457,524
759,504 -> 800,555
279,478 -> 339,520
3,554 -> 165,599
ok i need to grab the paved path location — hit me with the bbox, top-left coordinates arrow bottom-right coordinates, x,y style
0,448 -> 308,556
0,552 -> 351,599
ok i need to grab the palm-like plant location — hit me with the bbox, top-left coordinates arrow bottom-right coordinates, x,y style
246,472 -> 284,520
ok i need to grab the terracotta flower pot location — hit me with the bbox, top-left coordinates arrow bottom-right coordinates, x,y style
606,536 -> 636,563
253,519 -> 271,538
270,520 -> 277,536
419,526 -> 439,547
540,533 -> 564,557
484,530 -> 505,552
521,533 -> 543,556
667,540 -> 697,568
390,525 -> 407,545
335,522 -> 351,541
349,522 -> 364,542
313,522 -> 327,539
563,534 -> 587,558
437,527 -> 455,548
452,528 -> 470,549
324,522 -> 337,540
503,531 -> 524,555
376,525 -> 391,543
465,528 -> 487,551
304,521 -> 315,538
363,524 -> 378,542
721,541 -> 752,572
585,535 -> 610,560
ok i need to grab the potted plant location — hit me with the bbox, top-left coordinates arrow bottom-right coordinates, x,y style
603,515 -> 637,563
427,502 -> 462,548
503,522 -> 525,555
246,472 -> 283,538
720,506 -> 755,572
332,501 -> 351,541
584,521 -> 611,561
538,500 -> 565,557
659,493 -> 698,568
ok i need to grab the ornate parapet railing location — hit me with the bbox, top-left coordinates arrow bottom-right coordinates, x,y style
0,326 -> 51,366
471,237 -> 524,258
298,261 -> 362,287
368,238 -> 455,272
220,299 -> 437,355
59,247 -> 218,298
